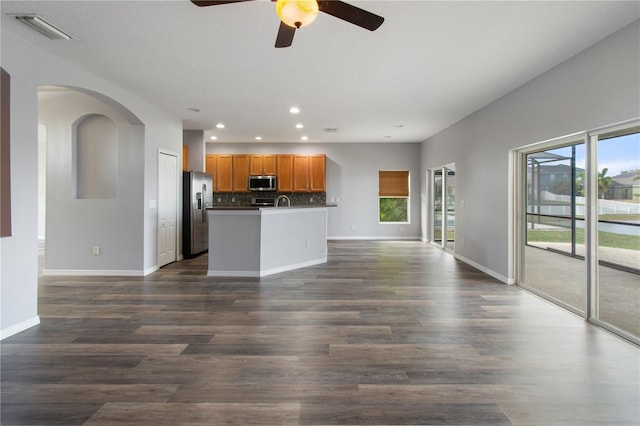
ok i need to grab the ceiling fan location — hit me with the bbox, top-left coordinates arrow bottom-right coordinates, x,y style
191,0 -> 384,48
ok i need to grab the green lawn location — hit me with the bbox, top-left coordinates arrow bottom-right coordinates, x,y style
527,228 -> 639,251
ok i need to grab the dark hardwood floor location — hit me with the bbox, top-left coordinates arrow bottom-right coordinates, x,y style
1,240 -> 638,425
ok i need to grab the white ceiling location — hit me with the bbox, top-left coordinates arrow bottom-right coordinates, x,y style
2,1 -> 639,143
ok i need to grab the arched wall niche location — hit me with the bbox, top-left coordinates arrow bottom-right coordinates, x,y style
72,113 -> 117,199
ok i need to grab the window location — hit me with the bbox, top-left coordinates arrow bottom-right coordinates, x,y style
379,170 -> 409,223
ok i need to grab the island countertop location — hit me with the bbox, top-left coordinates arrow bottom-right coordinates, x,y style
206,203 -> 337,211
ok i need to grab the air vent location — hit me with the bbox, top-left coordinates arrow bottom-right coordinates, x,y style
13,15 -> 73,40
323,128 -> 338,133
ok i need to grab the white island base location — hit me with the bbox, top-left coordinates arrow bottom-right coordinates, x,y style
206,207 -> 328,277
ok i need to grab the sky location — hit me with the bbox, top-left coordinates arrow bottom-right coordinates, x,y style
549,132 -> 639,178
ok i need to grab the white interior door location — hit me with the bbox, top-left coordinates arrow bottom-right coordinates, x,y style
158,152 -> 177,267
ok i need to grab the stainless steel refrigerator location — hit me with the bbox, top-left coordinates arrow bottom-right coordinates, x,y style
183,171 -> 213,258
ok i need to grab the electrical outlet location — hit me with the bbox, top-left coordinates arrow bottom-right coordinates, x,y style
461,238 -> 465,247
92,246 -> 100,256
231,197 -> 235,203
351,224 -> 356,230
305,240 -> 310,248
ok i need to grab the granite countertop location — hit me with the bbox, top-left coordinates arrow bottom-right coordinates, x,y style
206,203 -> 337,211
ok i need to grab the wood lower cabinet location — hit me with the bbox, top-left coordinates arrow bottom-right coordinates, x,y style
276,154 -> 294,192
232,154 -> 250,192
250,154 -> 276,176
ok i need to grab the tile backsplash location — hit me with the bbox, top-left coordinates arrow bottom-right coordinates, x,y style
213,192 -> 326,206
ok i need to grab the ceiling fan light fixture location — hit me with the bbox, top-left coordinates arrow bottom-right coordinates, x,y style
276,0 -> 319,29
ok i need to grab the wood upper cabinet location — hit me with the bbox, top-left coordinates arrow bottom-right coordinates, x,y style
293,155 -> 310,192
232,154 -> 250,192
182,145 -> 189,171
207,153 -> 325,193
207,154 -> 233,193
292,154 -> 326,192
250,154 -> 276,175
309,154 -> 326,192
276,154 -> 293,192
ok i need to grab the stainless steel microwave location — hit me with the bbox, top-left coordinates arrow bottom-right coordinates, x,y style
248,175 -> 277,192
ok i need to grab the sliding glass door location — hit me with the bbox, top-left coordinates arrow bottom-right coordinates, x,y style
593,130 -> 640,339
522,139 -> 586,315
518,122 -> 639,344
431,165 -> 455,251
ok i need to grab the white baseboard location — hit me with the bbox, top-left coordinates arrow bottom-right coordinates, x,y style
42,269 -> 147,277
143,265 -> 159,276
208,257 -> 327,278
1,316 -> 40,340
328,236 -> 421,241
453,253 -> 511,284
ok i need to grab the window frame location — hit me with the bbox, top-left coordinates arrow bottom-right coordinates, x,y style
378,170 -> 410,224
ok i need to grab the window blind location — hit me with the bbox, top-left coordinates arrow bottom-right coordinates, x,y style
379,170 -> 409,197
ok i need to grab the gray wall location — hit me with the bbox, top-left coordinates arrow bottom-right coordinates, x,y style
206,143 -> 422,239
1,30 -> 183,337
183,130 -> 205,172
421,20 -> 640,283
38,90 -> 145,272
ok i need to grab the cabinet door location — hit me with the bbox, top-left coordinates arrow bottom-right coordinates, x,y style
215,155 -> 233,193
205,154 -> 216,177
293,155 -> 310,192
262,154 -> 277,175
233,154 -> 250,192
250,155 -> 277,175
309,154 -> 326,192
182,145 -> 189,171
277,154 -> 293,192
249,155 -> 263,175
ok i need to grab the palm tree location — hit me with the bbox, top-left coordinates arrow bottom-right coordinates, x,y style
598,168 -> 612,199
575,168 -> 613,198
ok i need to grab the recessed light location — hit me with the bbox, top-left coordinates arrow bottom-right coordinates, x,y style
289,106 -> 300,114
394,124 -> 404,128
295,123 -> 304,129
255,136 -> 263,141
301,136 -> 309,141
216,123 -> 225,129
209,136 -> 217,140
187,107 -> 200,112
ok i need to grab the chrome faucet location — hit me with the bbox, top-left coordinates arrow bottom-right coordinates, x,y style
275,195 -> 290,208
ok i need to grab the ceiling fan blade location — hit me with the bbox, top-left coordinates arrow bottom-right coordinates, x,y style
275,21 -> 296,48
318,1 -> 384,31
191,0 -> 255,6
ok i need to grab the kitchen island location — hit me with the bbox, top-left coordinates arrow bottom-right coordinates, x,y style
205,205 -> 335,277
